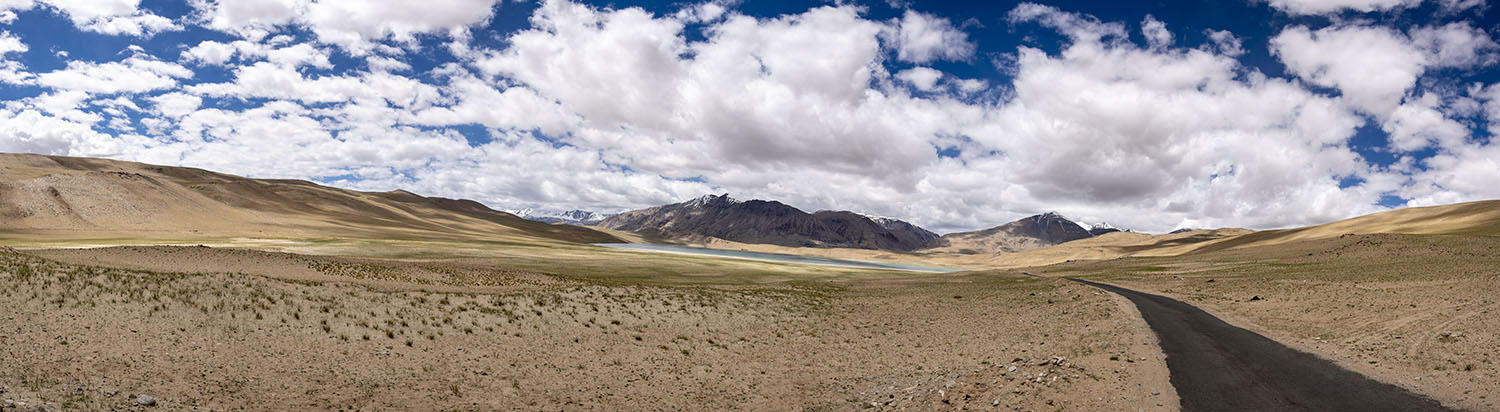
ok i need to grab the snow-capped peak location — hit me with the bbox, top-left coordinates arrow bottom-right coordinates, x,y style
508,208 -> 613,224
684,193 -> 739,208
857,212 -> 899,224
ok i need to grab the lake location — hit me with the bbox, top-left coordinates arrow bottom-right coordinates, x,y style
593,243 -> 959,273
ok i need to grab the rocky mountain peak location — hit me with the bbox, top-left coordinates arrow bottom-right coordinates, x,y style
685,193 -> 739,208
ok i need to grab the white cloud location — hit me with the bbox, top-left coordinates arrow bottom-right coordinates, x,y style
895,67 -> 943,91
149,92 -> 202,118
1409,22 -> 1498,68
1204,29 -> 1245,57
0,32 -> 22,54
188,61 -> 440,109
0,30 -> 28,84
36,55 -> 193,94
1140,15 -> 1172,49
182,39 -> 331,69
1271,24 -> 1426,117
181,40 -> 237,65
1264,0 -> 1421,14
894,10 -> 975,63
958,3 -> 1380,231
1262,0 -> 1485,14
1007,2 -> 1125,44
38,0 -> 181,37
192,0 -> 503,54
366,55 -> 411,72
1383,93 -> 1470,151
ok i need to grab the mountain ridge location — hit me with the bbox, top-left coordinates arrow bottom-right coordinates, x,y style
597,194 -> 939,251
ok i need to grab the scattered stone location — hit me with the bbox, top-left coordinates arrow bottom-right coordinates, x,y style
1438,331 -> 1462,342
135,394 -> 157,407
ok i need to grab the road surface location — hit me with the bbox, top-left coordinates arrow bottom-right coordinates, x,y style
1071,279 -> 1455,412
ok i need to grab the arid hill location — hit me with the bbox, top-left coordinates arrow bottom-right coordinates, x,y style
924,212 -> 1098,254
0,153 -> 620,244
1177,200 -> 1500,254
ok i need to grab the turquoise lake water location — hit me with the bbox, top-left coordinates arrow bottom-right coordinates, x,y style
593,243 -> 959,273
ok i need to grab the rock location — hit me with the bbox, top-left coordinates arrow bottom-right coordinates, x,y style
1248,296 -> 1262,301
135,394 -> 157,406
1007,366 -> 1017,372
1205,279 -> 1215,283
1438,331 -> 1462,342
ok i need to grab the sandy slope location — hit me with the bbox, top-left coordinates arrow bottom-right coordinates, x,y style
1177,200 -> 1500,254
0,153 -> 619,244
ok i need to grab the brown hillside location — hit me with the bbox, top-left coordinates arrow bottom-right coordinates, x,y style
1182,200 -> 1500,254
0,153 -> 620,244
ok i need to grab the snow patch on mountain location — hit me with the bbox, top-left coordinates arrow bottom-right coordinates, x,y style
509,208 -> 615,225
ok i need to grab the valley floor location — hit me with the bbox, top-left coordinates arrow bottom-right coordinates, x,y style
0,244 -> 1173,411
4,232 -> 1493,411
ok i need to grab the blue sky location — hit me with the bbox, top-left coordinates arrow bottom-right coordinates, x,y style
1,0 -> 1498,233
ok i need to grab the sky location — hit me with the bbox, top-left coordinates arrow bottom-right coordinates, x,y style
0,0 -> 1498,234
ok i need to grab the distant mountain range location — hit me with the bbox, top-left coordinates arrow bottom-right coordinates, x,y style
597,194 -> 939,251
927,212 -> 1098,254
597,194 -> 1129,253
510,209 -> 614,225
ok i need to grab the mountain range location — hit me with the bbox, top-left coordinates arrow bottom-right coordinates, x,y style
510,209 -> 615,225
6,152 -> 1499,266
598,194 -> 1126,253
597,194 -> 941,251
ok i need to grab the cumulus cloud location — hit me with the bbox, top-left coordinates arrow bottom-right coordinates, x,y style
36,55 -> 193,94
1204,29 -> 1245,57
1271,24 -> 1426,117
0,30 -> 29,84
959,3 -> 1380,231
893,10 -> 975,63
1262,0 -> 1484,15
36,0 -> 181,37
181,40 -> 237,65
895,67 -> 943,91
149,92 -> 202,118
1140,15 -> 1172,49
191,0 -> 503,54
1409,22 -> 1498,68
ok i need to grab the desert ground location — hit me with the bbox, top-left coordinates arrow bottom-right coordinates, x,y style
0,240 -> 1177,411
